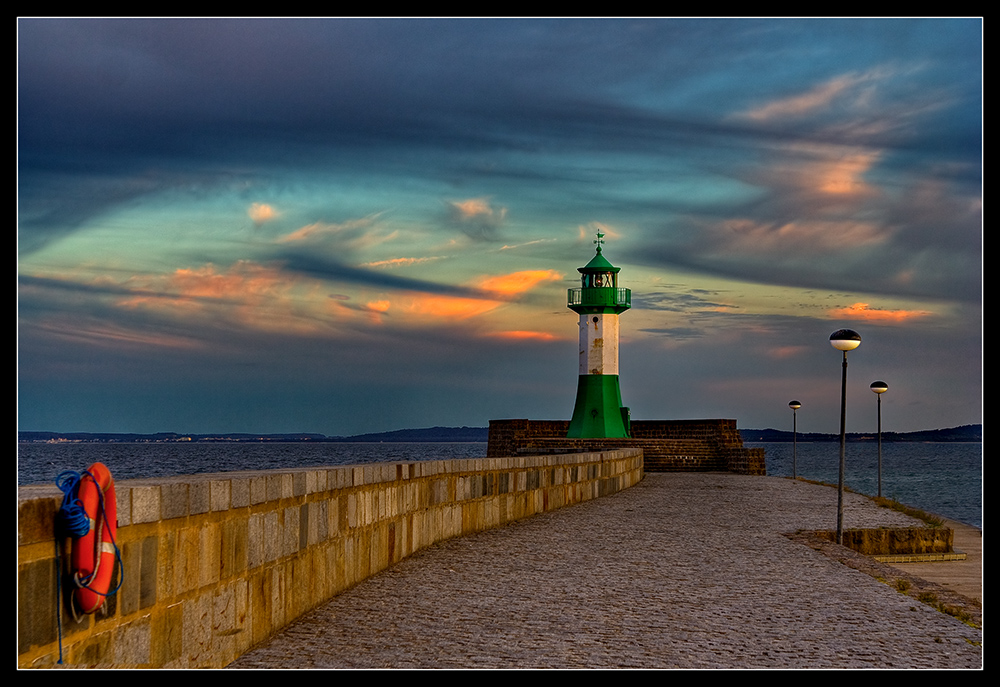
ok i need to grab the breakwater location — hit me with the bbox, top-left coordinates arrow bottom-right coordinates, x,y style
487,419 -> 765,474
18,449 -> 642,668
230,473 -> 982,669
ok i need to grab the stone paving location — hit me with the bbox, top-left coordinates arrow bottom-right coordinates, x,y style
229,473 -> 983,669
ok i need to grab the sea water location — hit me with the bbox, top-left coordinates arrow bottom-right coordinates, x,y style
748,441 -> 982,529
16,442 -> 488,487
18,440 -> 981,529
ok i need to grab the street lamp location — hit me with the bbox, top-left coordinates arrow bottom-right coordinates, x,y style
830,329 -> 861,545
788,400 -> 801,479
871,381 -> 888,498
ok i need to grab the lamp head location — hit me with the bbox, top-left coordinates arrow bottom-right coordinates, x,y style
830,329 -> 862,351
870,381 -> 888,394
788,401 -> 801,410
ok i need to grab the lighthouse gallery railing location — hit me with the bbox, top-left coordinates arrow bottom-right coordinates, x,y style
567,287 -> 631,308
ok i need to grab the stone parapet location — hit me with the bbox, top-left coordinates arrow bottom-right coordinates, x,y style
18,450 -> 643,668
488,419 -> 765,475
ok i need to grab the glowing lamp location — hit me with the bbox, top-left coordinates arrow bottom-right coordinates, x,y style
829,329 -> 862,351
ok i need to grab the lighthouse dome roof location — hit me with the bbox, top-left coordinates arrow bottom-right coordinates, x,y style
579,249 -> 621,274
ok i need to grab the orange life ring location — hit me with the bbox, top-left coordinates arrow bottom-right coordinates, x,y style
70,462 -> 118,614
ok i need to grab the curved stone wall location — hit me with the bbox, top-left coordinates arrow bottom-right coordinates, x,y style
18,449 -> 643,668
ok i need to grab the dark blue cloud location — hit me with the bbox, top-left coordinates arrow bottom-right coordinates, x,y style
275,251 -> 491,299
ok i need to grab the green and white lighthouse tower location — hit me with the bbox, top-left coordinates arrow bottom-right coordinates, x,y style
567,232 -> 632,438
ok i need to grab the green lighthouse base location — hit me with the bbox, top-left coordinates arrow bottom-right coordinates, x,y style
567,374 -> 631,438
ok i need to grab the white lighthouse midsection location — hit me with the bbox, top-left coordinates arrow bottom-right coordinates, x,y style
579,313 -> 619,376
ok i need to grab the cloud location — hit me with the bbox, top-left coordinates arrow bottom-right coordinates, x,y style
707,218 -> 887,257
764,345 -> 810,360
112,261 -> 339,335
398,294 -> 502,320
248,202 -> 278,225
484,330 -> 561,342
638,327 -> 705,340
340,269 -> 564,329
277,252 -> 484,299
738,72 -> 873,122
760,143 -> 882,198
477,270 -> 563,298
365,300 -> 391,313
360,256 -> 446,269
275,252 -> 564,335
578,222 -> 622,245
26,319 -> 205,351
446,197 -> 507,241
827,302 -> 933,323
277,213 -> 391,250
450,198 -> 498,220
499,238 -> 556,251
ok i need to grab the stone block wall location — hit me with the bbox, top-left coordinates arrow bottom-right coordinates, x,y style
814,527 -> 955,556
488,419 -> 765,475
18,449 -> 643,668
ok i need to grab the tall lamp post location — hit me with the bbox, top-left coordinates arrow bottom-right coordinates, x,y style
870,381 -> 888,498
788,400 -> 801,479
830,329 -> 861,545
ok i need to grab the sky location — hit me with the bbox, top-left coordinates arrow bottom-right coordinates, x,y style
17,18 -> 982,436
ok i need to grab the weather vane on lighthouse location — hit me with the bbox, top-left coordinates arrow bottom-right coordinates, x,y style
566,231 -> 631,438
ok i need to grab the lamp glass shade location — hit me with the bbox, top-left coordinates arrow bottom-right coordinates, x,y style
830,329 -> 862,351
788,401 -> 801,409
870,381 -> 888,394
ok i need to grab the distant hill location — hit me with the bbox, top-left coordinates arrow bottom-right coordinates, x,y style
739,424 -> 981,443
329,426 -> 489,442
18,427 -> 490,443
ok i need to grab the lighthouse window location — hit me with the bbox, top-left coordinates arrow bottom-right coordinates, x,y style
585,272 -> 614,287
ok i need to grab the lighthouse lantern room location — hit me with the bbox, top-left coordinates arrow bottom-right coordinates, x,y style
566,232 -> 631,438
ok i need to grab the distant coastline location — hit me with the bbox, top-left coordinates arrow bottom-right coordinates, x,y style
17,424 -> 981,444
739,424 -> 981,443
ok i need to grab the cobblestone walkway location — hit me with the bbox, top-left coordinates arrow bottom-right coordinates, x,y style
230,473 -> 983,669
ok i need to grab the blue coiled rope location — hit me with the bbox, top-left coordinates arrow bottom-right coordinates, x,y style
56,470 -> 91,538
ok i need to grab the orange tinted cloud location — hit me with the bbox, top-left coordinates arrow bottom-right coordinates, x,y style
486,330 -> 560,342
248,202 -> 278,224
365,300 -> 391,313
765,345 -> 809,360
379,269 -> 563,323
116,262 -> 340,336
449,197 -> 506,221
815,150 -> 880,195
166,262 -> 286,304
478,270 -> 563,298
403,294 -> 500,319
757,142 -> 881,199
828,302 -> 932,323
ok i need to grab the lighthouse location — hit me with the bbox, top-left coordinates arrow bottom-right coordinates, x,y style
567,232 -> 632,438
